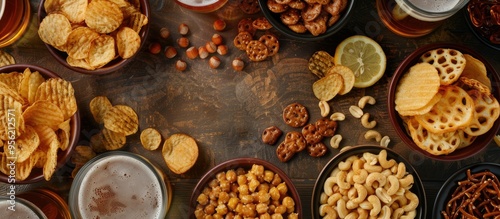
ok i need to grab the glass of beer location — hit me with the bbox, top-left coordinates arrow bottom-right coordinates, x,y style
0,196 -> 48,219
376,0 -> 469,37
69,151 -> 172,219
0,0 -> 31,48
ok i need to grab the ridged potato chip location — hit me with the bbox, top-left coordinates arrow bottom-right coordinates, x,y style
65,27 -> 100,60
128,11 -> 148,33
0,50 -> 15,67
89,96 -> 112,124
326,65 -> 355,95
44,0 -> 63,14
15,151 -> 44,181
162,133 -> 198,174
0,94 -> 24,141
27,71 -> 46,104
88,35 -> 116,69
103,104 -> 139,136
23,100 -> 64,131
60,0 -> 88,23
66,56 -> 95,70
38,13 -> 72,47
116,27 -> 141,59
71,145 -> 96,166
57,119 -> 71,151
90,128 -> 126,152
35,78 -> 77,120
395,63 -> 440,113
15,125 -> 40,163
312,73 -> 344,101
140,128 -> 162,150
308,50 -> 335,78
461,54 -> 491,90
0,72 -> 22,91
85,0 -> 124,34
41,137 -> 59,181
0,81 -> 25,105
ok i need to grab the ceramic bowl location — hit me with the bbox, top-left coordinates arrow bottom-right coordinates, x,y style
387,43 -> 500,161
464,1 -> 500,51
0,64 -> 80,183
37,0 -> 150,75
174,0 -> 228,13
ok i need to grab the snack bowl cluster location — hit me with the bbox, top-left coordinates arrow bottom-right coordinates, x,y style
258,0 -> 355,41
173,0 -> 228,13
387,43 -> 500,161
311,145 -> 427,218
464,1 -> 500,51
37,0 -> 150,75
190,157 -> 302,218
0,64 -> 80,183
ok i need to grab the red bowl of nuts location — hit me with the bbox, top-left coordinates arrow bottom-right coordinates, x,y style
190,157 -> 302,218
258,0 -> 355,41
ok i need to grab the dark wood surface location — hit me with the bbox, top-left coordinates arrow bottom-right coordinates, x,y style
1,0 -> 500,218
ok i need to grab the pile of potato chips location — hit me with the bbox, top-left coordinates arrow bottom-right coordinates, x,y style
0,68 -> 77,181
39,0 -> 148,70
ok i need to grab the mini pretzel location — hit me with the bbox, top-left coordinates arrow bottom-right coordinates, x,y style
307,142 -> 328,157
304,14 -> 327,36
302,124 -> 323,145
315,117 -> 337,137
238,18 -> 256,35
280,9 -> 301,25
245,40 -> 269,62
288,0 -> 306,10
252,17 -> 273,30
239,0 -> 261,14
262,126 -> 283,145
276,141 -> 295,162
284,131 -> 307,152
302,3 -> 322,22
233,31 -> 253,50
267,0 -> 289,13
258,34 -> 280,57
282,103 -> 309,128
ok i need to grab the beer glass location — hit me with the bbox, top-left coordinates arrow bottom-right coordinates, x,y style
376,0 -> 469,37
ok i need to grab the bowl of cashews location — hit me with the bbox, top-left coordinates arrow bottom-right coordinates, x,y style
311,145 -> 427,218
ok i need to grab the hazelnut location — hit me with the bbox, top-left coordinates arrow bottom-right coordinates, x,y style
160,27 -> 170,39
164,46 -> 177,59
177,37 -> 190,48
205,41 -> 217,53
211,34 -> 223,45
217,45 -> 228,55
232,58 -> 244,71
213,19 -> 226,31
186,46 -> 199,59
198,46 -> 209,59
179,23 -> 189,35
209,56 -> 221,69
148,42 -> 161,54
175,60 -> 187,71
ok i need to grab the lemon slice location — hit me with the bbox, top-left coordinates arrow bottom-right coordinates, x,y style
391,3 -> 409,21
333,35 -> 386,88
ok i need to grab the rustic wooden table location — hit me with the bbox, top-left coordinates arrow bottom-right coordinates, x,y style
2,0 -> 500,218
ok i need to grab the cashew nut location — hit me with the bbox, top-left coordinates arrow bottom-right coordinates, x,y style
336,199 -> 349,219
392,208 -> 405,219
360,113 -> 377,129
353,169 -> 368,184
319,100 -> 330,117
336,170 -> 351,190
368,195 -> 381,216
330,112 -> 346,121
375,187 -> 392,204
358,95 -> 376,109
357,208 -> 369,219
320,192 -> 328,204
349,105 -> 364,118
400,210 -> 416,219
345,212 -> 359,219
385,175 -> 400,196
391,193 -> 408,207
380,135 -> 391,147
377,149 -> 396,169
378,205 -> 392,219
399,174 -> 414,189
323,176 -> 337,196
364,162 -> 383,173
395,162 -> 407,179
494,135 -> 500,146
366,172 -> 387,188
346,199 -> 359,210
319,204 -> 337,217
359,200 -> 373,210
363,152 -> 379,165
352,159 -> 365,172
403,191 -> 419,212
339,155 -> 358,170
351,183 -> 367,204
330,134 -> 343,149
327,193 -> 342,206
330,167 -> 341,177
364,130 -> 382,142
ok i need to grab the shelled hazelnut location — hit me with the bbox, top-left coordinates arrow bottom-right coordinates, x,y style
217,45 -> 228,55
164,46 -> 177,59
148,42 -> 161,54
176,60 -> 187,71
198,46 -> 209,59
232,58 -> 244,71
179,23 -> 189,35
186,46 -> 199,59
212,34 -> 223,45
205,41 -> 217,53
213,19 -> 226,31
209,56 -> 221,69
160,27 -> 170,39
178,37 -> 190,48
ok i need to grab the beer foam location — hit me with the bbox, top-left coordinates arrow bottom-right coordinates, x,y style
0,198 -> 44,219
77,155 -> 164,219
408,0 -> 460,13
177,0 -> 219,7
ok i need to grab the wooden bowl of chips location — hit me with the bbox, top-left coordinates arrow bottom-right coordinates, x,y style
387,43 -> 500,161
37,0 -> 150,75
189,157 -> 302,218
258,0 -> 355,41
0,64 -> 80,183
173,0 -> 228,13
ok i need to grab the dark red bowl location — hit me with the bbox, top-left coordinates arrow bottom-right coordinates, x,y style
0,64 -> 80,183
37,0 -> 150,75
387,43 -> 500,161
189,157 -> 302,218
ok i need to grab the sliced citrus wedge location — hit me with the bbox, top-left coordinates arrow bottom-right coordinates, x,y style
392,3 -> 409,21
334,35 -> 387,88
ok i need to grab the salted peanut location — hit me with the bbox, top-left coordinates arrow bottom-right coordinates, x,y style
209,56 -> 221,69
177,37 -> 189,48
213,19 -> 226,31
380,136 -> 390,147
198,46 -> 209,59
330,134 -> 342,149
160,27 -> 170,39
232,58 -> 244,71
318,100 -> 330,117
217,45 -> 228,55
186,46 -> 199,59
179,23 -> 189,35
349,105 -> 363,118
176,59 -> 187,71
164,46 -> 177,59
330,112 -> 345,121
360,113 -> 377,129
212,33 -> 223,45
358,96 -> 376,109
364,130 -> 382,142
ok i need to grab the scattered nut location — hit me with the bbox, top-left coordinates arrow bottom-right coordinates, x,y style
205,41 -> 217,53
148,42 -> 161,54
349,105 -> 364,118
209,56 -> 221,69
177,37 -> 190,48
360,113 -> 377,129
160,27 -> 170,39
340,145 -> 353,153
164,46 -> 177,59
213,19 -> 226,31
232,58 -> 244,71
380,136 -> 390,147
330,134 -> 342,149
217,45 -> 228,55
330,112 -> 345,121
212,33 -> 223,45
495,135 -> 500,147
186,46 -> 199,59
364,130 -> 382,142
175,59 -> 187,71
318,100 -> 330,118
198,46 -> 209,59
179,23 -> 189,35
358,96 -> 376,109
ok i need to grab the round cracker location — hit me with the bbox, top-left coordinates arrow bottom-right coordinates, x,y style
89,96 -> 113,124
65,27 -> 100,60
116,27 -> 141,59
312,73 -> 344,101
140,128 -> 162,150
38,13 -> 72,47
395,63 -> 440,112
326,65 -> 355,95
88,35 -> 116,68
162,133 -> 198,174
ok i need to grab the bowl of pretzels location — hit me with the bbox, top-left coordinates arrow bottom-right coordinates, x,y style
387,43 -> 500,161
258,0 -> 355,41
311,145 -> 427,218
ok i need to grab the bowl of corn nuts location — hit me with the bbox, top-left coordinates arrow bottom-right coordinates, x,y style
311,145 -> 426,218
190,157 -> 302,218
